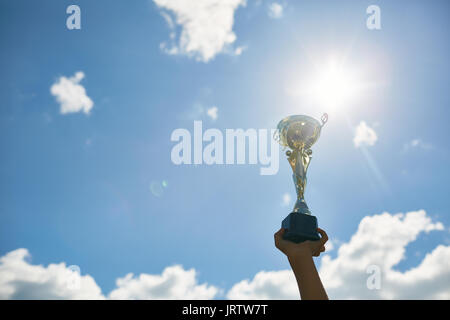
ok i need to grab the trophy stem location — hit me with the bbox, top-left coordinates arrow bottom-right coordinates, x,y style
292,197 -> 312,215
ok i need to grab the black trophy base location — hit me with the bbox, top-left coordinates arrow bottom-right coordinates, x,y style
282,212 -> 320,243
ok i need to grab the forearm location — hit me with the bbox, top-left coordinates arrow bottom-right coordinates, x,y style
288,254 -> 328,300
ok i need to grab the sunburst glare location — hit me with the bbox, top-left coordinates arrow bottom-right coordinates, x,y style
287,56 -> 366,116
309,59 -> 360,108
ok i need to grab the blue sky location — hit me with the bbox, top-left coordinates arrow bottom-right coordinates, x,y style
0,0 -> 449,299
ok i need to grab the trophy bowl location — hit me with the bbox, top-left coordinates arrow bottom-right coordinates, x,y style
276,115 -> 324,150
275,113 -> 328,243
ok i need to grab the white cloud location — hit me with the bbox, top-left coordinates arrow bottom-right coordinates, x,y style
226,210 -> 449,300
268,2 -> 283,19
227,270 -> 297,299
281,193 -> 291,207
0,250 -> 217,300
320,210 -> 448,299
353,121 -> 377,148
403,139 -> 433,151
234,46 -> 246,56
109,265 -> 218,299
184,103 -> 219,121
325,240 -> 334,252
0,248 -> 104,299
2,211 -> 448,300
207,106 -> 218,121
50,71 -> 94,115
154,0 -> 246,62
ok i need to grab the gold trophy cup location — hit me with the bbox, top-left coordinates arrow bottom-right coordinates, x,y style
275,113 -> 328,243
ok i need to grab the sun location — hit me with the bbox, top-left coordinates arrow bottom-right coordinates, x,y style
309,59 -> 360,108
289,57 -> 362,114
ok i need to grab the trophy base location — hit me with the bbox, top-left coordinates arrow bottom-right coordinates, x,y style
282,212 -> 320,243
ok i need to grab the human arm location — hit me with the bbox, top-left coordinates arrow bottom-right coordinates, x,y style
274,227 -> 329,300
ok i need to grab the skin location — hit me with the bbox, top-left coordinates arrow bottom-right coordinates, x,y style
274,227 -> 329,300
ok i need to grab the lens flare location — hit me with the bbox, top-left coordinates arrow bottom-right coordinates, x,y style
150,181 -> 164,197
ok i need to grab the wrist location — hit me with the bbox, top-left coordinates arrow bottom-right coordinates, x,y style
286,249 -> 312,260
287,251 -> 313,265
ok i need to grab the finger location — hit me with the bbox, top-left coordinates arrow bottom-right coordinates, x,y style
317,228 -> 328,245
314,246 -> 325,255
274,228 -> 285,241
274,228 -> 281,238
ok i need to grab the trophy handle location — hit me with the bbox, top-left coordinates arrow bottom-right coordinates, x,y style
320,113 -> 328,127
